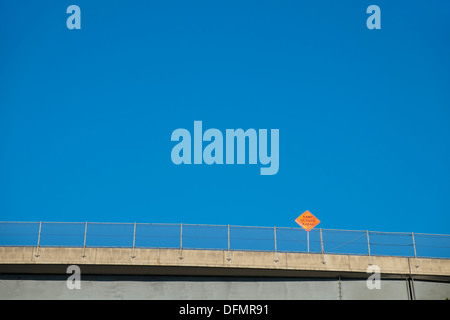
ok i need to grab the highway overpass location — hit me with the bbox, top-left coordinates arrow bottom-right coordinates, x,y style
1,246 -> 449,299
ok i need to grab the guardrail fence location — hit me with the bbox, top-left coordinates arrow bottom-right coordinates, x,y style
0,221 -> 449,259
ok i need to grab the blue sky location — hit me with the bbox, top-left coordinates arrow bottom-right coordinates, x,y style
1,0 -> 450,234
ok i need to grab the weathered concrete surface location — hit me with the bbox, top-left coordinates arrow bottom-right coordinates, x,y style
0,246 -> 449,280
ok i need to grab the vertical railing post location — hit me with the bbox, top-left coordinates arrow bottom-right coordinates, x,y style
274,226 -> 279,262
179,223 -> 183,259
367,230 -> 372,265
226,224 -> 231,261
227,224 -> 230,251
35,221 -> 42,257
82,221 -> 88,258
131,222 -> 136,259
320,228 -> 325,264
411,232 -> 419,268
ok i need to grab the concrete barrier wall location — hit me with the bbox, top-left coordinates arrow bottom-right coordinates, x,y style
1,246 -> 449,278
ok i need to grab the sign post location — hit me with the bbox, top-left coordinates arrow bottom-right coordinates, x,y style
307,230 -> 310,253
295,210 -> 320,253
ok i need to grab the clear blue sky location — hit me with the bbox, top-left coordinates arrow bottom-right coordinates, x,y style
1,0 -> 449,234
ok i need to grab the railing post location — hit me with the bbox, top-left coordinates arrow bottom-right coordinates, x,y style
82,221 -> 88,258
35,221 -> 42,257
320,228 -> 325,264
367,230 -> 372,265
411,232 -> 419,268
226,224 -> 231,261
131,222 -> 136,259
274,226 -> 279,263
179,223 -> 183,260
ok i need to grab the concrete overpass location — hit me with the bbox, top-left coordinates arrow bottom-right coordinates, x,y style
1,246 -> 450,299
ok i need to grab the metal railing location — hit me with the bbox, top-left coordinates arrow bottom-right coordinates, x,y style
0,221 -> 449,259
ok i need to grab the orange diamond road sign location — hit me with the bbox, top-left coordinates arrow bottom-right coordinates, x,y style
295,210 -> 320,232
